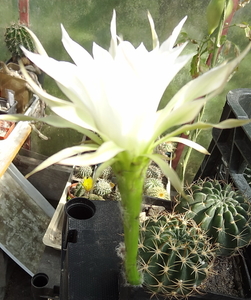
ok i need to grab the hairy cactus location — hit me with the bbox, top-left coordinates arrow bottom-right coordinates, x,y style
75,166 -> 93,178
99,165 -> 113,180
138,212 -> 215,298
145,186 -> 169,200
146,165 -> 163,179
4,24 -> 35,60
175,179 -> 251,256
93,178 -> 112,196
144,178 -> 164,191
154,141 -> 176,159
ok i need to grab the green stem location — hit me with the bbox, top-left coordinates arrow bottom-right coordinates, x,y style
113,156 -> 150,285
211,0 -> 230,67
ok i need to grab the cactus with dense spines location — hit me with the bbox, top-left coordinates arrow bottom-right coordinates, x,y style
138,212 -> 215,298
146,164 -> 163,179
4,24 -> 35,61
175,179 -> 251,256
144,178 -> 164,191
75,166 -> 93,178
99,165 -> 113,180
145,186 -> 170,200
93,178 -> 112,196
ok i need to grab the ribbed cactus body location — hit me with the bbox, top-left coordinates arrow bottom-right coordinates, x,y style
4,24 -> 35,59
176,179 -> 251,256
138,213 -> 215,298
74,182 -> 86,197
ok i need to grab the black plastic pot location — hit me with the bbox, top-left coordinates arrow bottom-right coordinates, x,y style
195,89 -> 251,198
60,198 -> 123,300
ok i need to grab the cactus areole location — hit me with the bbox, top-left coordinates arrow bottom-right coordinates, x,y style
176,179 -> 251,256
138,213 -> 215,298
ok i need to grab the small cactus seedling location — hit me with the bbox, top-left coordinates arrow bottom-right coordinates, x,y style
93,178 -> 112,197
146,164 -> 163,179
144,177 -> 164,191
72,182 -> 86,198
138,212 -> 215,298
144,186 -> 170,200
75,166 -> 93,178
175,179 -> 251,256
4,23 -> 35,61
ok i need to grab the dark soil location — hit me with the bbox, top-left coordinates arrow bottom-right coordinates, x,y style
199,255 -> 246,298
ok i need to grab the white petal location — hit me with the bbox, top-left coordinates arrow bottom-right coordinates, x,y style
109,10 -> 117,58
19,63 -> 98,132
61,24 -> 94,69
166,137 -> 209,154
167,43 -> 251,112
147,11 -> 159,49
26,144 -> 99,177
159,16 -> 187,52
146,153 -> 183,194
61,141 -> 124,166
154,98 -> 206,138
23,26 -> 48,56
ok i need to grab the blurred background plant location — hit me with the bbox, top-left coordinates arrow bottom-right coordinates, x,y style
174,0 -> 251,184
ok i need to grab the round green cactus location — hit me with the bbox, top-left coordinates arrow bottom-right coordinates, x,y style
4,23 -> 35,60
75,166 -> 93,178
144,178 -> 164,191
93,178 -> 112,196
138,212 -> 215,298
175,179 -> 251,256
144,186 -> 169,200
146,164 -> 163,179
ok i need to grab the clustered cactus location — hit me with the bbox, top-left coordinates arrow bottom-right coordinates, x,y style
138,212 -> 215,298
4,23 -> 35,61
175,179 -> 251,256
71,159 -> 171,201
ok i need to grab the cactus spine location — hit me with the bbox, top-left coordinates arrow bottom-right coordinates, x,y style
175,179 -> 251,256
138,212 -> 215,298
4,24 -> 35,60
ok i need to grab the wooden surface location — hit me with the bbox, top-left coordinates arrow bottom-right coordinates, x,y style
0,121 -> 31,178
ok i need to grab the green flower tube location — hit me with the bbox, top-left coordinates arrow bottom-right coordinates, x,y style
113,156 -> 150,285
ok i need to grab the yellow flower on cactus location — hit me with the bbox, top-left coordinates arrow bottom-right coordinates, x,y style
82,177 -> 93,192
0,10 -> 250,286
